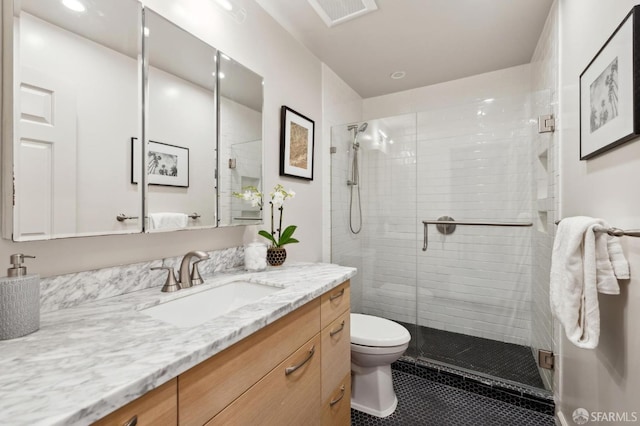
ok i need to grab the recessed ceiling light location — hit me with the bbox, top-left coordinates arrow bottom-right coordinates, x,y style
62,0 -> 86,12
215,0 -> 233,11
390,71 -> 406,80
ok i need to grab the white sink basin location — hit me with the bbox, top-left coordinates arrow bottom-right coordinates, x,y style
141,281 -> 282,327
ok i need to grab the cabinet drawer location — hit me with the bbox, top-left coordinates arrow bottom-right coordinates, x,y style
320,281 -> 350,329
207,334 -> 322,426
321,310 -> 351,403
92,378 -> 177,426
179,298 -> 320,426
322,373 -> 351,426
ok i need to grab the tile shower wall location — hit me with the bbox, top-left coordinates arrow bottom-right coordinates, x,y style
415,96 -> 533,346
359,115 -> 418,324
218,97 -> 262,224
529,0 -> 559,390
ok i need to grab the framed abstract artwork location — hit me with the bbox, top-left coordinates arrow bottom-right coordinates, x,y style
280,106 -> 315,180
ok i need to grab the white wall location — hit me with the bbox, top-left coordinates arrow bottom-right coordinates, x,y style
557,0 -> 640,422
322,64 -> 363,309
1,0 -> 324,276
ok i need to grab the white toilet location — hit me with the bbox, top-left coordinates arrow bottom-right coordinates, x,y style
350,313 -> 411,417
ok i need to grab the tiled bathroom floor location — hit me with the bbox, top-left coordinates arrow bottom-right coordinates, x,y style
350,370 -> 555,426
398,321 -> 544,389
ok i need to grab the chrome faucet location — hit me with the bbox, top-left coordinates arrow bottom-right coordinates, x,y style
179,250 -> 210,288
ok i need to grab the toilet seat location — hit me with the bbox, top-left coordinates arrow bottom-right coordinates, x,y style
351,313 -> 411,347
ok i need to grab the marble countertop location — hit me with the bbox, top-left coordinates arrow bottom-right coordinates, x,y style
0,262 -> 356,426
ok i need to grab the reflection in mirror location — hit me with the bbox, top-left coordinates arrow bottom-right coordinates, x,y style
217,53 -> 264,226
10,0 -> 142,240
144,9 -> 217,232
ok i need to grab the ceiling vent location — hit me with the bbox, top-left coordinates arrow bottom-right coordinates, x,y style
308,0 -> 378,27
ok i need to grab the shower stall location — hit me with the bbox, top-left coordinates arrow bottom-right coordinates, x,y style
331,91 -> 555,392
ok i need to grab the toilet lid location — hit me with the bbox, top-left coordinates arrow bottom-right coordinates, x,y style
350,313 -> 411,347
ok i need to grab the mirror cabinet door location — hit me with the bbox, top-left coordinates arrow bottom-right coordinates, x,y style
217,53 -> 264,227
144,9 -> 218,232
4,2 -> 264,240
9,0 -> 143,240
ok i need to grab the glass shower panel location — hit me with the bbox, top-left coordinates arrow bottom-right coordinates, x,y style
415,91 -> 552,390
330,115 -> 419,353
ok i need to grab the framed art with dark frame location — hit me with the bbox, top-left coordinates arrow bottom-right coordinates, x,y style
131,138 -> 190,187
580,5 -> 640,160
279,106 -> 315,180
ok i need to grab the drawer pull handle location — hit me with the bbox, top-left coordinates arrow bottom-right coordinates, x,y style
329,288 -> 345,301
123,415 -> 138,426
329,385 -> 346,406
329,320 -> 345,337
285,345 -> 315,375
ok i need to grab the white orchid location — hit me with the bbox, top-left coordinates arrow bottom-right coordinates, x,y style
234,184 -> 298,248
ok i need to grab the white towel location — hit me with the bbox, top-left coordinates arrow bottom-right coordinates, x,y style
550,216 -> 629,349
148,212 -> 188,230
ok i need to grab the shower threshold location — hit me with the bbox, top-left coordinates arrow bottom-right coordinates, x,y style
396,321 -> 546,390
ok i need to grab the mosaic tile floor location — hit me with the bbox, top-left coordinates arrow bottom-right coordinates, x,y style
351,370 -> 555,426
397,321 -> 545,389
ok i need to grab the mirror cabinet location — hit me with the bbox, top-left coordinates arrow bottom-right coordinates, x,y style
2,0 -> 263,240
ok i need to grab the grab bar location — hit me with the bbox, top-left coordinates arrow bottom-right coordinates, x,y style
422,220 -> 534,227
555,219 -> 640,238
422,217 -> 533,251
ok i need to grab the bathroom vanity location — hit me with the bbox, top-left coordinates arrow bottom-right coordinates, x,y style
96,280 -> 351,426
0,262 -> 355,425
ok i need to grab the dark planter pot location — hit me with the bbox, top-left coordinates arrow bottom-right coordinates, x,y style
266,247 -> 287,266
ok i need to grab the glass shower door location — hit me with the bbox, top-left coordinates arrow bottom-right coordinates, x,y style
415,91 -> 554,391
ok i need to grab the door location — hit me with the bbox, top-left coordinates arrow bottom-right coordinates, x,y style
15,66 -> 77,240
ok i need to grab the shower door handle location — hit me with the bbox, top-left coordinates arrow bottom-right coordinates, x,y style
422,222 -> 428,251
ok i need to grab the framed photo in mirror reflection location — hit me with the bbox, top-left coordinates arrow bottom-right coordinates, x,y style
280,106 -> 315,180
131,138 -> 190,187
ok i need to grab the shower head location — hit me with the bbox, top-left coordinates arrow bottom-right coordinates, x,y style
358,122 -> 368,133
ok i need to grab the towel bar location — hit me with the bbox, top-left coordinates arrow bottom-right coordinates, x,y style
555,220 -> 640,238
117,212 -> 201,222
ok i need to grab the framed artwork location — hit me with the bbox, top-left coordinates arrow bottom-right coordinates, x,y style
580,5 -> 640,160
131,138 -> 189,187
280,106 -> 315,180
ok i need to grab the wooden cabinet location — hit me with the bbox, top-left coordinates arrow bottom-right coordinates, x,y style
322,373 -> 351,426
320,284 -> 351,426
95,281 -> 351,426
207,335 -> 321,426
92,378 -> 177,426
179,299 -> 320,426
321,280 -> 350,328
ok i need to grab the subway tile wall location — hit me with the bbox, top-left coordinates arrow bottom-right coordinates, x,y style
415,96 -> 534,346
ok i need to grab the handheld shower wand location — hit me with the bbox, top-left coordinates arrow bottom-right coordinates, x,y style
347,122 -> 367,234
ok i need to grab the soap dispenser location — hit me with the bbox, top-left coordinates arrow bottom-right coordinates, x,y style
0,254 -> 40,340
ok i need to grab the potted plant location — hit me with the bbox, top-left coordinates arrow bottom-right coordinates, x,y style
234,184 -> 298,266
